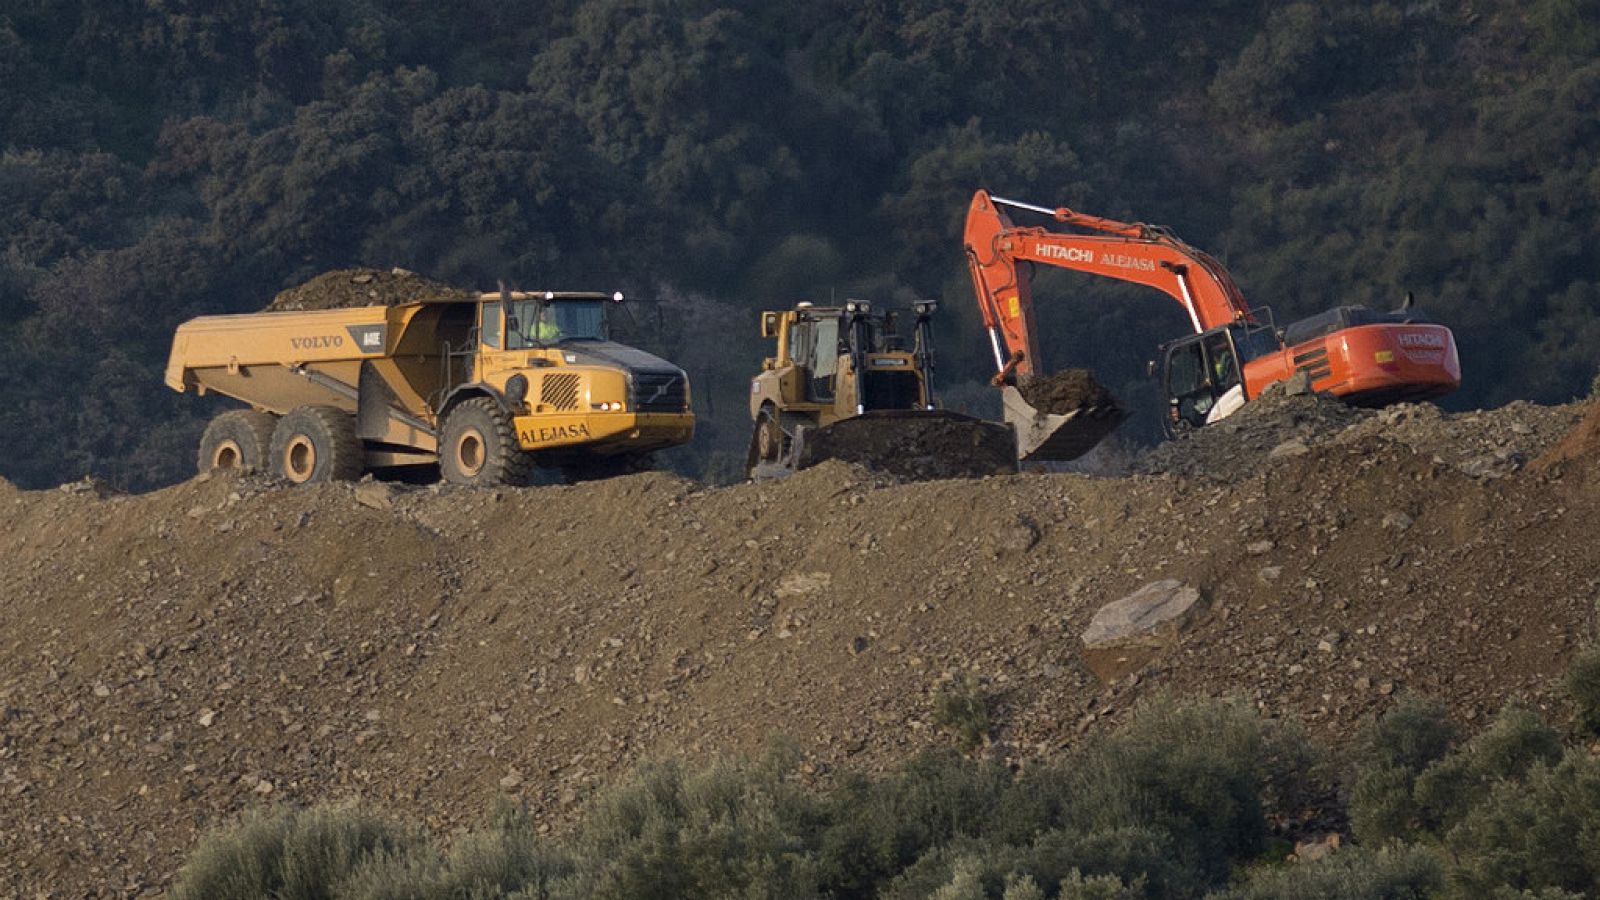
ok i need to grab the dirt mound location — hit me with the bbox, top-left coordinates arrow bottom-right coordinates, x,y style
1017,368 -> 1117,414
1134,387 -> 1369,480
797,412 -> 1017,480
1336,399 -> 1579,478
2,400 -> 1598,896
1530,400 -> 1600,471
265,268 -> 475,312
1136,388 -> 1580,482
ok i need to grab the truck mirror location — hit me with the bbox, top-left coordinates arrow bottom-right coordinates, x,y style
1146,360 -> 1158,379
760,312 -> 779,338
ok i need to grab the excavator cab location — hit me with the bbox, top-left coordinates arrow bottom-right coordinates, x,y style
1163,337 -> 1227,430
1162,322 -> 1275,431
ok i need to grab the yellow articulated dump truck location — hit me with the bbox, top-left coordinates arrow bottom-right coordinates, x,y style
165,290 -> 693,486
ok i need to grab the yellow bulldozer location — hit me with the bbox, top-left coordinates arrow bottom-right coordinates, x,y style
166,289 -> 693,486
746,300 -> 1016,480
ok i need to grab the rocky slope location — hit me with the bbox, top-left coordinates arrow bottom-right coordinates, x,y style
1,398 -> 1597,897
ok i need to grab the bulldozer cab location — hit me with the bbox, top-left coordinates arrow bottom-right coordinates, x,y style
805,303 -> 928,413
787,311 -> 841,402
751,301 -> 937,427
747,299 -> 1016,480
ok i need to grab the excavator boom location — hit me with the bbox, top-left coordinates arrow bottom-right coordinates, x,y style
966,190 -> 1251,377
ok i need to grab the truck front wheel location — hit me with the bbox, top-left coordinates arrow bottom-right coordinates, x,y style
197,410 -> 277,475
269,406 -> 362,484
440,398 -> 535,487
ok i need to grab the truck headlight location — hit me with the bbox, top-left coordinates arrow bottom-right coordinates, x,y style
505,374 -> 529,405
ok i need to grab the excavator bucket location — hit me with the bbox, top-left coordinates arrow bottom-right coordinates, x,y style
1001,385 -> 1127,463
776,410 -> 1018,481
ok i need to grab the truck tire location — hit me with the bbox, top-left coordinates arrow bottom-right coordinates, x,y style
269,406 -> 363,484
197,410 -> 277,475
440,397 -> 535,487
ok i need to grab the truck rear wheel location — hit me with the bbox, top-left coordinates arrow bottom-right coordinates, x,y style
197,410 -> 277,474
269,406 -> 362,484
440,397 -> 535,487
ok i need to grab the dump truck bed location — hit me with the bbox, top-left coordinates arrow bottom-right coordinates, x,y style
164,302 -> 468,417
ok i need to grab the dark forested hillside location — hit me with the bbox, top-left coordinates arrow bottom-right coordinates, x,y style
2,0 -> 1596,489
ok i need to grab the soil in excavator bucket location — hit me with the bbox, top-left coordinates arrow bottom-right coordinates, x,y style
1003,369 -> 1126,462
767,410 -> 1018,481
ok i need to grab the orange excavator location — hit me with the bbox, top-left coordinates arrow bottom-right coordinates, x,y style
964,189 -> 1460,451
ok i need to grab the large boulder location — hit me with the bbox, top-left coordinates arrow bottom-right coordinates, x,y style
1082,579 -> 1207,651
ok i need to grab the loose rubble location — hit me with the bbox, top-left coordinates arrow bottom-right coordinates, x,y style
1018,368 -> 1118,414
1,397 -> 1598,896
264,268 -> 474,312
1134,385 -> 1580,481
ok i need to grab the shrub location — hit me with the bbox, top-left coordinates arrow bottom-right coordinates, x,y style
1054,869 -> 1145,900
1354,704 -> 1563,846
1366,698 -> 1459,774
1024,826 -> 1190,899
1563,644 -> 1600,738
933,674 -> 995,753
1443,751 -> 1600,897
339,802 -> 573,900
1350,763 -> 1421,846
814,751 -> 1013,894
560,755 -> 825,900
168,805 -> 421,900
1350,698 -> 1461,844
1207,845 -> 1443,899
1061,696 -> 1318,882
1413,706 -> 1561,833
173,699 -> 1333,900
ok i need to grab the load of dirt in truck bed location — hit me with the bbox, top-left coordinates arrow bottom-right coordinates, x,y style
2,397 -> 1599,896
1017,368 -> 1118,414
795,412 -> 1017,480
264,268 -> 475,312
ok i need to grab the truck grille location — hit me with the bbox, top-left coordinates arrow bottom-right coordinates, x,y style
541,373 -> 581,410
632,371 -> 687,412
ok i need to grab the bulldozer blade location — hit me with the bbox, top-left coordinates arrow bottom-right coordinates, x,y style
1002,386 -> 1127,462
789,410 -> 1018,480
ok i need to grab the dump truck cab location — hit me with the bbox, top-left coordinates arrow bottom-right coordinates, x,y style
458,291 -> 692,468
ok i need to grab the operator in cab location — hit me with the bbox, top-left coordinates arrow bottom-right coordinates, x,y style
534,305 -> 563,342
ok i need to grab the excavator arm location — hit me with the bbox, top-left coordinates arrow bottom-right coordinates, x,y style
964,189 -> 1252,379
961,188 -> 1460,441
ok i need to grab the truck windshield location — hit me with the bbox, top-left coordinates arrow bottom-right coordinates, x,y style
507,298 -> 607,347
